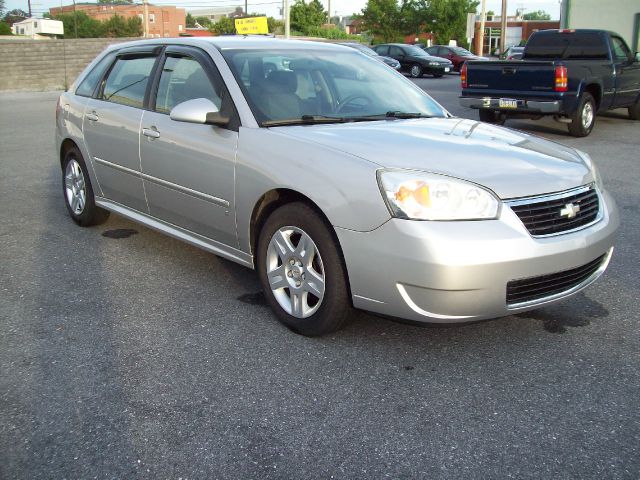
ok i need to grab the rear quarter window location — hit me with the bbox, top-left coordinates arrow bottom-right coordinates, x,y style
524,33 -> 609,60
75,52 -> 115,97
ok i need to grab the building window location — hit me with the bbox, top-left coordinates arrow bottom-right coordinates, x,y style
178,24 -> 183,31
34,21 -> 38,28
20,28 -> 24,35
149,13 -> 155,23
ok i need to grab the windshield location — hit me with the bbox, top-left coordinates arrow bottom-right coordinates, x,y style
345,43 -> 379,57
222,48 -> 447,126
451,47 -> 473,56
405,45 -> 429,57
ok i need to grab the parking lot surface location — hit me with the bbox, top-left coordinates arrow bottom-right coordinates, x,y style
1,74 -> 639,479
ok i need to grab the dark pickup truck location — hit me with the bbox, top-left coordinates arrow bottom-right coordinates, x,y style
460,29 -> 640,136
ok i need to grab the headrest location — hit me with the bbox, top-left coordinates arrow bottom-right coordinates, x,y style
263,70 -> 297,94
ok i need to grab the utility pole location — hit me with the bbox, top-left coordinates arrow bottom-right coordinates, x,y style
327,0 -> 331,24
72,0 -> 78,38
143,0 -> 149,37
245,0 -> 247,16
500,0 -> 507,55
27,0 -> 32,17
478,0 -> 486,55
284,0 -> 290,38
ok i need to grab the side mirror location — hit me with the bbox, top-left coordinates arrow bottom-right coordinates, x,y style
169,98 -> 229,127
636,52 -> 640,62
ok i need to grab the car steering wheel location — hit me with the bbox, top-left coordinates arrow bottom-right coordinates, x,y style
336,94 -> 372,114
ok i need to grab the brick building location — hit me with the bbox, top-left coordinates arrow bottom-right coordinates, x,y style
50,3 -> 186,38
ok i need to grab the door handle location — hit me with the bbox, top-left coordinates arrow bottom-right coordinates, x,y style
85,111 -> 98,121
142,127 -> 160,139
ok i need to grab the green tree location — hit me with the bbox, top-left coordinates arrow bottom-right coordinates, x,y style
102,14 -> 141,37
186,13 -> 196,27
357,0 -> 403,42
210,16 -> 235,35
0,0 -> 5,18
3,8 -> 28,26
267,16 -> 284,34
290,0 -> 326,34
53,11 -> 104,38
195,15 -> 212,27
522,9 -> 551,21
428,0 -> 478,47
0,21 -> 11,35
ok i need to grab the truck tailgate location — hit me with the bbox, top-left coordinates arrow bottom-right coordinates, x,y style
466,60 -> 557,95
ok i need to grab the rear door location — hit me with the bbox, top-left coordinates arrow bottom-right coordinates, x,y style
139,46 -> 240,247
83,47 -> 160,212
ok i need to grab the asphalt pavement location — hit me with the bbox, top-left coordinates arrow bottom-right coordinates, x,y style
1,75 -> 639,479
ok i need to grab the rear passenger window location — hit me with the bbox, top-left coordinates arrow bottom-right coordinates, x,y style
76,52 -> 115,97
375,45 -> 389,56
438,47 -> 449,56
155,56 -> 222,114
101,56 -> 156,108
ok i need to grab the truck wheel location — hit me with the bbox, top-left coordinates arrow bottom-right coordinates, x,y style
629,97 -> 640,120
409,64 -> 423,78
479,109 -> 505,125
568,92 -> 595,137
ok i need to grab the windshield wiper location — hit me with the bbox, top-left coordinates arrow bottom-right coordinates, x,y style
346,111 -> 435,121
262,115 -> 348,127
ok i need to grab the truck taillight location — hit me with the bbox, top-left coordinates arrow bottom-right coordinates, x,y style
555,65 -> 568,92
461,63 -> 468,89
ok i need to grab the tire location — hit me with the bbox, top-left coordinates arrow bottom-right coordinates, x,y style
62,146 -> 110,226
568,92 -> 596,137
409,64 -> 423,78
629,97 -> 640,120
479,109 -> 505,125
256,202 -> 351,336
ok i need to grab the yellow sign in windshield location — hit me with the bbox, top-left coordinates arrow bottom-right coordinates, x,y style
235,17 -> 269,35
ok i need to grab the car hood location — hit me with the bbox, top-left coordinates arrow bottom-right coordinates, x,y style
378,55 -> 400,65
272,117 -> 592,199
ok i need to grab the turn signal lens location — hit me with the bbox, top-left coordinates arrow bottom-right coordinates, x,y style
555,65 -> 568,92
461,63 -> 468,88
378,170 -> 500,220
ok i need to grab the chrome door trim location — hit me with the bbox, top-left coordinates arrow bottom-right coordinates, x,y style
95,196 -> 253,267
94,156 -> 230,208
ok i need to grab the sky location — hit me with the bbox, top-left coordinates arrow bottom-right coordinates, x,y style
5,0 -> 561,22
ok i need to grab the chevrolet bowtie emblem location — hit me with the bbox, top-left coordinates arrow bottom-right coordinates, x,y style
560,203 -> 580,219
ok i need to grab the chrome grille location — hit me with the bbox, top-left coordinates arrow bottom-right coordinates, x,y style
508,185 -> 600,236
506,254 -> 606,306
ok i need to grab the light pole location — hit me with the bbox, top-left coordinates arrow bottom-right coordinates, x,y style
284,0 -> 290,38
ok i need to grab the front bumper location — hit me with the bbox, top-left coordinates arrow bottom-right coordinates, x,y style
460,96 -> 561,113
336,188 -> 619,323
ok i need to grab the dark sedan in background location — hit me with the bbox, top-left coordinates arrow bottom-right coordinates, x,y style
424,45 -> 488,72
339,42 -> 401,70
373,43 -> 452,78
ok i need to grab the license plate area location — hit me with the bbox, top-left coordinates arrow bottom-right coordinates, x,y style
499,98 -> 518,109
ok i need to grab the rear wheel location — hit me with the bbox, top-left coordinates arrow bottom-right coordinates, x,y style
479,109 -> 505,125
62,146 -> 109,226
256,203 -> 351,336
568,92 -> 595,137
409,64 -> 423,78
629,97 -> 640,120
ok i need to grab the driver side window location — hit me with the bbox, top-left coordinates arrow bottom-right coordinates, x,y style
155,56 -> 222,114
611,36 -> 631,63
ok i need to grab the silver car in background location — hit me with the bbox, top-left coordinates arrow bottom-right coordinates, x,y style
55,37 -> 619,336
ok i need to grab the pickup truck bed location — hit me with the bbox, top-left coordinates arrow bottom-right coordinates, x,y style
460,29 -> 640,136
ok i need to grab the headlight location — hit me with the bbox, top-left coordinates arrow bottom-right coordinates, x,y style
377,170 -> 500,220
429,62 -> 440,66
575,149 -> 602,188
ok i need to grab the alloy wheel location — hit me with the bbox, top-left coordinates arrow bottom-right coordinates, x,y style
265,226 -> 325,318
64,158 -> 86,215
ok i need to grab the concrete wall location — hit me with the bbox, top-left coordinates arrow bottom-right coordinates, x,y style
0,37 -> 138,91
564,0 -> 640,51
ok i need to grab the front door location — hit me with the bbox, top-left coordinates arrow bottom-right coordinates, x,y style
139,46 -> 240,247
611,35 -> 640,107
83,51 -> 159,213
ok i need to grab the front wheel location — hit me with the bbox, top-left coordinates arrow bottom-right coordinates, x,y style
62,146 -> 110,226
568,92 -> 596,137
629,97 -> 640,120
256,203 -> 351,336
409,64 -> 423,78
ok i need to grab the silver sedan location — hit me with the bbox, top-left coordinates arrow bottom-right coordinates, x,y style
55,37 -> 618,336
